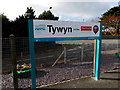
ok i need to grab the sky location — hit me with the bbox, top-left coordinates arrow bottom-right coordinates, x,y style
0,0 -> 119,22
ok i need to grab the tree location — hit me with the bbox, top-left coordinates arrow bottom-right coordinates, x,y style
24,7 -> 36,19
12,15 -> 28,37
13,7 -> 36,37
100,6 -> 120,35
2,7 -> 59,37
0,13 -> 11,37
38,10 -> 59,20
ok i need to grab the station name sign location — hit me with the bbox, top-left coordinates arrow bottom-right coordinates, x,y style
33,20 -> 100,39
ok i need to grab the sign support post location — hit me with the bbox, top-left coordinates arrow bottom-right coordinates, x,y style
28,20 -> 36,89
94,39 -> 101,80
94,23 -> 102,80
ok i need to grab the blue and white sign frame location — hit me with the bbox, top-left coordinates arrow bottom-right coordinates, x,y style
28,19 -> 102,89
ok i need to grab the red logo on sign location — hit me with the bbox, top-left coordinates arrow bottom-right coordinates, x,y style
81,26 -> 92,31
93,25 -> 99,34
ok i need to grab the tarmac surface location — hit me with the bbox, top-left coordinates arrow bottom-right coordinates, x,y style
41,68 -> 120,89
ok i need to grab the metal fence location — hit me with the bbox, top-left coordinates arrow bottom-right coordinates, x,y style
2,38 -> 119,89
2,38 -> 96,71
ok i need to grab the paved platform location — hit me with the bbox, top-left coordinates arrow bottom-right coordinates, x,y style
42,68 -> 120,89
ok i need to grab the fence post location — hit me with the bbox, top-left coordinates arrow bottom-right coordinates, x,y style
9,34 -> 18,89
64,46 -> 67,64
0,17 -> 2,90
81,43 -> 84,62
21,52 -> 23,63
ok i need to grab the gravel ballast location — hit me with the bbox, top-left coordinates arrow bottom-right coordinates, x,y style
2,51 -> 120,89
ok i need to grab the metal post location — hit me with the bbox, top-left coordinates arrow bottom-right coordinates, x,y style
94,23 -> 102,80
9,34 -> 18,90
28,20 -> 36,89
95,39 -> 101,80
64,46 -> 67,64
